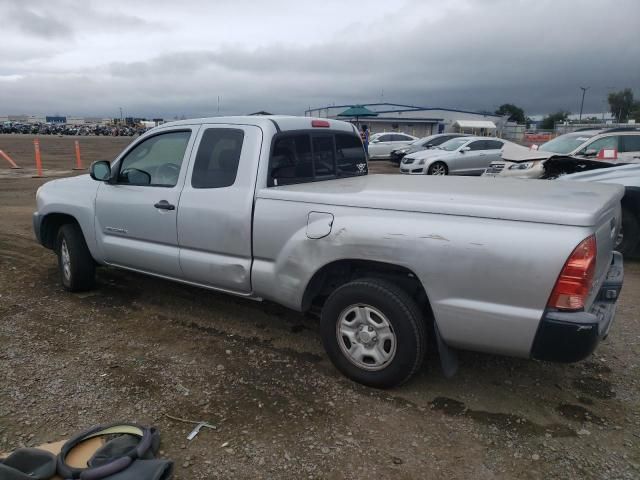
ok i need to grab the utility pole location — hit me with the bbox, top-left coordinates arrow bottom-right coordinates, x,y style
579,86 -> 589,122
119,107 -> 123,124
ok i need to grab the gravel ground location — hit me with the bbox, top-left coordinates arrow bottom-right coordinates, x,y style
1,135 -> 639,479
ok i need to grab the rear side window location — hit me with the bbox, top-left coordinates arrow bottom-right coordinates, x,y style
621,135 -> 640,152
270,132 -> 367,186
191,128 -> 244,188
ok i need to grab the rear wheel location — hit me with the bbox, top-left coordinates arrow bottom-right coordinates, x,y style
427,161 -> 448,176
56,224 -> 96,292
618,206 -> 640,257
320,278 -> 426,388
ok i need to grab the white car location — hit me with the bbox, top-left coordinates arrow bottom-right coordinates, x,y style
367,132 -> 418,159
484,128 -> 640,178
400,137 -> 506,175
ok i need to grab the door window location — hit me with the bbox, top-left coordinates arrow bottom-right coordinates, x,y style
191,128 -> 245,188
378,134 -> 394,142
580,136 -> 619,155
467,140 -> 486,151
621,135 -> 640,153
484,140 -> 504,150
117,131 -> 191,187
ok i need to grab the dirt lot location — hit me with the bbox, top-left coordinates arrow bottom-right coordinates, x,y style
1,135 -> 639,479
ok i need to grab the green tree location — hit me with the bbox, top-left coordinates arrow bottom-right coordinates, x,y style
495,103 -> 526,124
541,111 -> 569,130
608,88 -> 635,122
630,101 -> 640,123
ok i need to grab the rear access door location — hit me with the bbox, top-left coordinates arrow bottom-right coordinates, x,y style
177,124 -> 262,294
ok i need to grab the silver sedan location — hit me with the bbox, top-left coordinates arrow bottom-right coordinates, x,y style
400,137 -> 506,175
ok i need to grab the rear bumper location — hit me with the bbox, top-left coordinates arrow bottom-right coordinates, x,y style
531,251 -> 624,362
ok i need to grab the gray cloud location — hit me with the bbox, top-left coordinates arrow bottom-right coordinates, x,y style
0,0 -> 638,118
7,6 -> 73,39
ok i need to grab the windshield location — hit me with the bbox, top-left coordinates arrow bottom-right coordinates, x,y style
439,138 -> 468,151
538,133 -> 594,154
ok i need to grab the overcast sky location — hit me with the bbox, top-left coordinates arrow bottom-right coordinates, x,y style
0,0 -> 638,119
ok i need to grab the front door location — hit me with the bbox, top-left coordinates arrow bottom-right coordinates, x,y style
454,139 -> 486,174
177,124 -> 262,294
95,128 -> 197,277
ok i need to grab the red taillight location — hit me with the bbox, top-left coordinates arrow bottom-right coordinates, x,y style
548,235 -> 597,311
311,119 -> 330,128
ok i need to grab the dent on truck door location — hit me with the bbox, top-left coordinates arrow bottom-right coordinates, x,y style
177,124 -> 262,294
94,129 -> 196,277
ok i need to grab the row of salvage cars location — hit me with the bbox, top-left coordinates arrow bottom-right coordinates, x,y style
391,127 -> 640,257
486,127 -> 640,258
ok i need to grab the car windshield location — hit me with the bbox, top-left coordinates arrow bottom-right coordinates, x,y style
538,133 -> 595,154
438,138 -> 468,151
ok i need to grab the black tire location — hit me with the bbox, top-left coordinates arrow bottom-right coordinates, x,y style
427,161 -> 448,175
55,223 -> 96,292
320,278 -> 426,388
618,206 -> 640,258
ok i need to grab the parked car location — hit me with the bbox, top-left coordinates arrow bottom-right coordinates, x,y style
390,133 -> 469,164
484,128 -> 640,178
367,132 -> 418,160
400,136 -> 506,175
559,163 -> 640,258
34,116 -> 624,388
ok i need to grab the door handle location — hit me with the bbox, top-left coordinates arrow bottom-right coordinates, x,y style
154,200 -> 175,211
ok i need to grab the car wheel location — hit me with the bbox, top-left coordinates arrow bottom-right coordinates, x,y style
320,278 -> 426,388
427,162 -> 448,175
56,223 -> 96,292
618,206 -> 640,257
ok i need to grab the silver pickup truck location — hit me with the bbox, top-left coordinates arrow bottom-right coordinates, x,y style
33,116 -> 625,388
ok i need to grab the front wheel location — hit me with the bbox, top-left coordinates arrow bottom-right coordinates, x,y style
320,278 -> 426,388
56,223 -> 96,292
427,161 -> 448,175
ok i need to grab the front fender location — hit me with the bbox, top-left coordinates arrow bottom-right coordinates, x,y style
35,175 -> 101,260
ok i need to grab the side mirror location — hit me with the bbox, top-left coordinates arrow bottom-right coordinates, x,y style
584,148 -> 598,157
460,146 -> 471,153
90,160 -> 111,181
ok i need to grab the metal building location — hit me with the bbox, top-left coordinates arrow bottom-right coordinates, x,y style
305,103 -> 508,137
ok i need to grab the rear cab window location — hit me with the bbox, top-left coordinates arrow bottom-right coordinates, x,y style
269,131 -> 367,186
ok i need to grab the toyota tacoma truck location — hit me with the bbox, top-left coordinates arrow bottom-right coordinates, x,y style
33,116 -> 625,388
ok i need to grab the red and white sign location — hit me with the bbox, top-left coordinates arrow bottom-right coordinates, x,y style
597,148 -> 618,160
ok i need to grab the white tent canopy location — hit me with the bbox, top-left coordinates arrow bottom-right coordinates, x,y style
453,120 -> 497,129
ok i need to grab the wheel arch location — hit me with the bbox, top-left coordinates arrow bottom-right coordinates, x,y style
426,159 -> 449,174
301,259 -> 434,321
40,212 -> 82,249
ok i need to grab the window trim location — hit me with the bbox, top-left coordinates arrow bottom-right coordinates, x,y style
113,128 -> 192,188
267,130 -> 367,187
